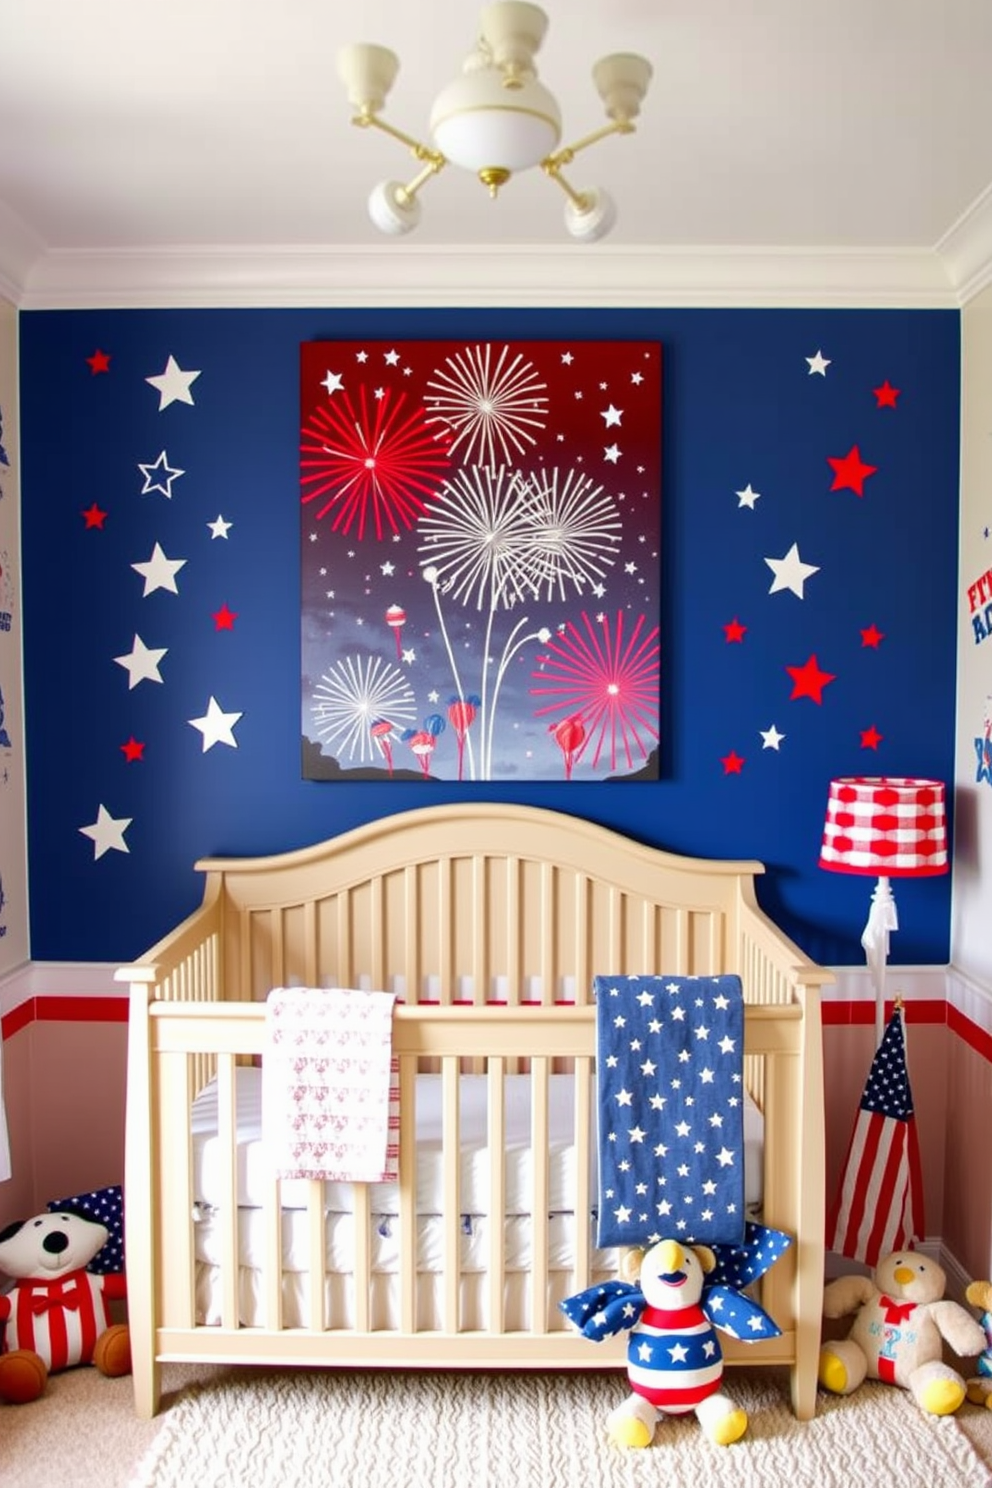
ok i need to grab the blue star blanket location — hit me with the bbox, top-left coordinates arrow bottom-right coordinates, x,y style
595,973 -> 746,1248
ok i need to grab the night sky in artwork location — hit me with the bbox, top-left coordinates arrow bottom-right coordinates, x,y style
300,340 -> 662,783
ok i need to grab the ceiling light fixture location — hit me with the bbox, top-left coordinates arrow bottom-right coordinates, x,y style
336,1 -> 652,242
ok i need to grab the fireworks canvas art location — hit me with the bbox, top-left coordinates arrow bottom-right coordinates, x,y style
300,339 -> 662,783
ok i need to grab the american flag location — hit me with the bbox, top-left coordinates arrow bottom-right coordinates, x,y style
826,1004 -> 925,1266
594,973 -> 746,1249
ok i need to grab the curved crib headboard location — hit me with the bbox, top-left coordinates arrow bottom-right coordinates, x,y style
186,803 -> 822,1009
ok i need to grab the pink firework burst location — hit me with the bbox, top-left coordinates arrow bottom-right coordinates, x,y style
531,611 -> 660,773
301,386 -> 450,539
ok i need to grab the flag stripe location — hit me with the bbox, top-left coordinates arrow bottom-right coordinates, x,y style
826,1007 -> 925,1267
862,1122 -> 911,1264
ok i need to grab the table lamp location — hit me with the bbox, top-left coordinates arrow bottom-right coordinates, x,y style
819,777 -> 948,1040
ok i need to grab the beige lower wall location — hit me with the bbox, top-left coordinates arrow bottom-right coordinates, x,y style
0,1018 -> 128,1229
942,1032 -> 992,1280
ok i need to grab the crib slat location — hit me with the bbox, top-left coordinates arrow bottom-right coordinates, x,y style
529,1056 -> 550,1334
303,900 -> 318,988
398,1054 -> 418,1332
572,875 -> 589,1007
352,1183 -> 372,1334
263,1177 -> 283,1331
539,864 -> 554,1008
402,866 -> 419,1001
437,859 -> 452,1007
270,907 -> 285,990
308,1185 -> 325,1331
336,893 -> 351,990
442,1055 -> 460,1331
238,914 -> 251,1000
505,857 -> 521,1007
369,876 -> 384,993
159,1052 -> 195,1328
216,1054 -> 240,1329
572,1055 -> 592,1288
487,1058 -> 506,1335
471,856 -> 486,1005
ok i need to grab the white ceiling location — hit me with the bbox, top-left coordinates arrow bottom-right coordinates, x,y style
3,0 -> 992,308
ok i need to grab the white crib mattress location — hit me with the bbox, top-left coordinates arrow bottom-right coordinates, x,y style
191,1065 -> 764,1216
193,1208 -> 616,1276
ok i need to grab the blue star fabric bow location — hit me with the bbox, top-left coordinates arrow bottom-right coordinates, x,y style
560,1222 -> 792,1343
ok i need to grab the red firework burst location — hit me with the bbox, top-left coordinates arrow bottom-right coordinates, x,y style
301,386 -> 451,540
531,611 -> 660,772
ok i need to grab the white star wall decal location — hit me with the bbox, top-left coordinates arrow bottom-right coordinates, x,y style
764,542 -> 820,598
114,634 -> 167,688
131,542 -> 187,596
145,355 -> 201,410
189,696 -> 243,751
138,450 -> 184,498
79,804 -> 132,859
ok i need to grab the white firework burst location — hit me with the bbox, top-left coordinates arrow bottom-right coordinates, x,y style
424,343 -> 548,469
418,465 -> 541,611
515,467 -> 623,601
311,654 -> 416,763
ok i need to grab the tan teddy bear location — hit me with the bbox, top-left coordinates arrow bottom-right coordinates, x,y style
819,1251 -> 986,1415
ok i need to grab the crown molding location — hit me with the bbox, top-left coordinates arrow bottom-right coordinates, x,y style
0,200 -> 45,306
935,182 -> 992,305
8,241 -> 961,311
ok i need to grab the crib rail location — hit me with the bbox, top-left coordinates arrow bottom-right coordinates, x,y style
125,989 -> 822,1420
120,805 -> 829,1422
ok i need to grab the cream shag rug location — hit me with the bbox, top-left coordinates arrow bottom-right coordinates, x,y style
128,1368 -> 990,1488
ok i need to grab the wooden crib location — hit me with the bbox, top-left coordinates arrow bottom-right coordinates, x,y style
118,802 -> 831,1419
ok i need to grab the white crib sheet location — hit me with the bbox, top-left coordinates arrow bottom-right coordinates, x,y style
191,1065 -> 764,1216
193,1262 -> 603,1333
193,1207 -> 617,1276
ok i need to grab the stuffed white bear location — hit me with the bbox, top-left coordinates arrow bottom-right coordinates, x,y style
0,1208 -> 130,1404
819,1251 -> 986,1415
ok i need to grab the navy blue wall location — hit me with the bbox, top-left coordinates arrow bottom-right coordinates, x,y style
19,306 -> 959,966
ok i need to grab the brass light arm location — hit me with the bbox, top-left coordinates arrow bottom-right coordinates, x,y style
541,116 -> 635,173
351,109 -> 448,174
540,117 -> 635,207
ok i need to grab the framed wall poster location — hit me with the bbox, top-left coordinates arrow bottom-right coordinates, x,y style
300,339 -> 661,782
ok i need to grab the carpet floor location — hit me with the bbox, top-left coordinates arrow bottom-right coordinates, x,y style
3,1364 -> 991,1488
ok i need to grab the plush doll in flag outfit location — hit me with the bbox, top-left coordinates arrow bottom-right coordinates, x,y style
964,1279 -> 992,1409
819,1250 -> 986,1415
0,1209 -> 131,1404
561,1225 -> 791,1448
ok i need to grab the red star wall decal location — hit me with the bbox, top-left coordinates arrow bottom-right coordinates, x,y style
872,380 -> 900,408
81,503 -> 108,529
860,623 -> 885,648
86,349 -> 111,374
212,603 -> 238,631
860,725 -> 883,750
723,617 -> 747,643
827,445 -> 878,497
120,737 -> 145,762
720,751 -> 745,774
786,654 -> 837,704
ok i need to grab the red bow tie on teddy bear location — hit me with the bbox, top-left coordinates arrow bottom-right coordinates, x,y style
25,1271 -> 89,1314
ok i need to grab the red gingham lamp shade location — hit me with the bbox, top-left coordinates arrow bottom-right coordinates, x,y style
819,777 -> 948,878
